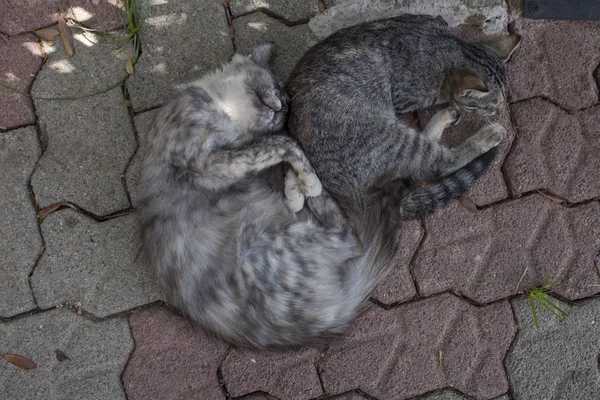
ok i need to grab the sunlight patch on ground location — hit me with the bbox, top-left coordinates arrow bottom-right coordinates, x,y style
21,41 -> 42,56
146,13 -> 187,27
70,6 -> 94,22
3,72 -> 20,83
48,59 -> 76,73
248,22 -> 268,31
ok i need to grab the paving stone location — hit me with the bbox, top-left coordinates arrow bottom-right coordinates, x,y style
311,0 -> 508,40
233,12 -> 318,82
66,0 -> 126,31
318,295 -> 515,399
328,391 -> 370,399
127,0 -> 233,111
506,296 -> 600,400
125,109 -> 157,207
417,390 -> 510,399
0,308 -> 132,400
508,19 -> 600,110
505,98 -> 600,203
0,33 -> 43,130
229,0 -> 319,21
371,220 -> 422,305
123,306 -> 228,400
31,209 -> 161,317
418,105 -> 515,206
0,0 -> 61,35
222,346 -> 323,400
0,127 -> 42,317
413,195 -> 600,304
30,32 -> 135,215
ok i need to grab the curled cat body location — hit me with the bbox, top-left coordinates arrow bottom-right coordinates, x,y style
138,44 -> 366,348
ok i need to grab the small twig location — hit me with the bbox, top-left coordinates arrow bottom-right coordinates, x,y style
514,266 -> 528,294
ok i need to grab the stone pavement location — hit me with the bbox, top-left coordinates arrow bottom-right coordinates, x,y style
1,1 -> 600,399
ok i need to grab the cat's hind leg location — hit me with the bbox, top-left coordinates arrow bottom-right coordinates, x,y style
421,107 -> 461,142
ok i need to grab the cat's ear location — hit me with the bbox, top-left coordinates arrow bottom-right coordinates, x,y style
249,43 -> 273,67
480,34 -> 522,62
448,70 -> 489,98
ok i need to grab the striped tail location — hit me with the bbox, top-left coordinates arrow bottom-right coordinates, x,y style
397,146 -> 499,220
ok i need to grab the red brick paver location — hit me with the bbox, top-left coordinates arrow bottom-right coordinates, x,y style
318,295 -> 515,399
413,196 -> 600,304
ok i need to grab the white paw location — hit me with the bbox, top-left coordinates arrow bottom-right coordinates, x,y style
440,107 -> 461,127
284,170 -> 305,212
476,123 -> 506,151
299,172 -> 322,198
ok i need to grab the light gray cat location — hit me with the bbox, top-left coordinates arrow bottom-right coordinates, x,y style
137,44 -> 364,348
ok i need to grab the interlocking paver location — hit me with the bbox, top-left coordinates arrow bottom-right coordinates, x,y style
123,306 -> 228,400
0,33 -> 43,130
31,210 -> 161,317
30,33 -> 135,215
318,295 -> 515,399
233,12 -> 318,82
413,196 -> 600,304
506,297 -> 600,400
66,0 -> 126,31
505,98 -> 600,203
127,0 -> 233,111
508,19 -> 600,110
0,308 -> 132,400
229,0 -> 320,21
418,390 -> 510,399
222,347 -> 323,400
0,0 -> 61,35
371,220 -> 421,305
0,127 -> 42,317
125,109 -> 157,207
418,105 -> 515,206
311,0 -> 508,40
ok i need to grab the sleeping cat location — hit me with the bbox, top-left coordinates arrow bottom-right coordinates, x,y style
137,44 -> 364,348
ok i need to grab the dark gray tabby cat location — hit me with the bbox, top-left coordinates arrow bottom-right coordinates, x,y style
137,44 -> 364,348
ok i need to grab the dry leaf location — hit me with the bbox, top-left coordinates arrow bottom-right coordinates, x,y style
319,0 -> 325,12
458,195 -> 478,212
0,32 -> 8,42
536,190 -> 566,204
55,350 -> 69,362
123,99 -> 132,108
228,25 -> 235,40
34,27 -> 60,41
125,57 -> 134,76
221,0 -> 229,7
39,201 -> 71,219
57,16 -> 74,56
2,354 -> 37,370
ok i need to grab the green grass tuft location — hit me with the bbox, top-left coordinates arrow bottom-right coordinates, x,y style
527,276 -> 569,329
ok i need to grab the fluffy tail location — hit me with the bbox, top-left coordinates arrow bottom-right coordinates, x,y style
396,146 -> 499,220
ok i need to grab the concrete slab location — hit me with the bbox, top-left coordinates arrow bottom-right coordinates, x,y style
0,308 -> 132,400
30,32 -> 135,215
318,295 -> 515,399
31,210 -> 161,317
0,127 -> 42,317
123,306 -> 228,400
418,390 -> 509,399
127,0 -> 233,111
506,297 -> 600,400
418,105 -> 514,206
233,12 -> 318,82
508,19 -> 600,110
222,347 -> 323,400
229,0 -> 320,22
311,0 -> 508,40
125,109 -> 157,207
413,196 -> 600,304
505,98 -> 600,203
66,0 -> 126,31
371,220 -> 421,305
0,0 -> 61,36
0,33 -> 43,130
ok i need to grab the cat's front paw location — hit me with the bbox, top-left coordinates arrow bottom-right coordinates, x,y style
440,107 -> 461,128
474,123 -> 506,152
298,171 -> 323,198
284,169 -> 305,212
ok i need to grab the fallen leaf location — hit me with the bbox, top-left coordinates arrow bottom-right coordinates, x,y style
57,16 -> 74,56
221,0 -> 229,6
319,0 -> 325,12
125,57 -> 134,76
228,25 -> 235,40
55,350 -> 69,362
536,190 -> 566,204
458,195 -> 478,212
123,99 -> 132,108
2,354 -> 37,370
0,32 -> 7,42
34,27 -> 60,41
39,201 -> 71,219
